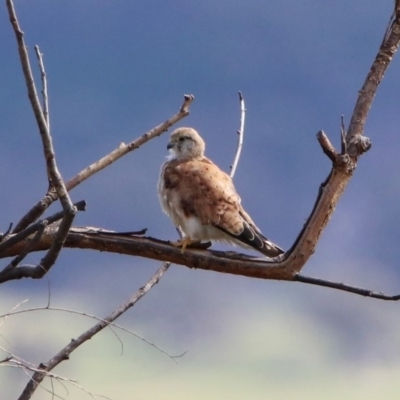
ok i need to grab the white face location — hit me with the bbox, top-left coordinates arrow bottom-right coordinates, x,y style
167,146 -> 178,161
167,135 -> 195,160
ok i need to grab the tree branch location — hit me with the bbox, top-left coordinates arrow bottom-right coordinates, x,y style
0,200 -> 86,280
1,227 -> 399,300
0,227 -> 394,301
3,223 -> 46,272
0,305 -> 182,362
13,94 -> 194,233
6,0 -> 72,210
17,262 -> 170,400
0,200 -> 86,254
276,2 -> 400,272
34,45 -> 49,130
294,274 -> 400,301
7,0 -> 79,279
347,3 -> 400,146
230,91 -> 246,178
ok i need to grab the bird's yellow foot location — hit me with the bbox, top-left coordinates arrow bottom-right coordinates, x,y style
170,237 -> 197,253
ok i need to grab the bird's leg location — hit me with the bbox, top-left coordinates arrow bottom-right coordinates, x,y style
170,236 -> 197,253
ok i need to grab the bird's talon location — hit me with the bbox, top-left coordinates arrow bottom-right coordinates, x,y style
169,237 -> 204,254
170,237 -> 195,253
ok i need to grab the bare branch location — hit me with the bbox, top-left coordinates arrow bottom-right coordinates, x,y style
0,200 -> 86,255
0,201 -> 85,281
1,228 -> 398,300
278,2 -> 400,275
6,0 -> 47,143
13,94 -> 195,233
2,356 -> 108,400
0,298 -> 28,330
3,222 -> 46,272
6,0 -> 71,209
7,0 -> 78,279
347,3 -> 400,145
34,45 -> 49,130
17,262 -> 170,400
294,274 -> 400,301
340,115 -> 347,155
230,91 -> 246,179
0,304 -> 183,361
316,130 -> 338,163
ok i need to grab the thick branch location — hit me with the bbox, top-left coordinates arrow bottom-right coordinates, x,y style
1,228 -> 398,301
0,228 -> 289,282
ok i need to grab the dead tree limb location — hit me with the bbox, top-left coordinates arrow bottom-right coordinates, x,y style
17,262 -> 170,400
1,228 -> 400,300
7,0 -> 77,275
230,91 -> 246,178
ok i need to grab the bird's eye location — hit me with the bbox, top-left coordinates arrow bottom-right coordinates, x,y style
178,137 -> 185,142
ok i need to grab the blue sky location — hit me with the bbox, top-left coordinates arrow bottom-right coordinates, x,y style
1,1 -> 400,399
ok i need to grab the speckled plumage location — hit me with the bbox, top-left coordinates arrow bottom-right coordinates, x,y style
158,127 -> 284,257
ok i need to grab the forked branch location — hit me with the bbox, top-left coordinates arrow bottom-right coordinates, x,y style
17,262 -> 170,400
13,94 -> 194,233
7,0 -> 77,276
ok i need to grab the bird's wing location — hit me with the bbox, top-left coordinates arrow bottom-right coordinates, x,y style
163,157 -> 283,256
168,157 -> 243,229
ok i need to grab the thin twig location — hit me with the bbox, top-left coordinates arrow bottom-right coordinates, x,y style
0,302 -> 183,361
294,274 -> 400,300
316,130 -> 338,163
3,222 -> 46,272
340,115 -> 347,155
17,262 -> 170,400
0,298 -> 28,329
34,45 -> 49,131
2,358 -> 108,400
347,2 -> 400,142
230,91 -> 246,179
13,94 -> 194,233
6,0 -> 70,209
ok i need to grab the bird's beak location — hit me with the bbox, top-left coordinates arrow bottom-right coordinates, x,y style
167,142 -> 174,150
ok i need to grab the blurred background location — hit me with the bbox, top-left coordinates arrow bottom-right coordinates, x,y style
1,0 -> 400,398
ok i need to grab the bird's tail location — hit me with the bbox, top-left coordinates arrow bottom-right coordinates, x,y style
259,236 -> 284,257
222,220 -> 284,258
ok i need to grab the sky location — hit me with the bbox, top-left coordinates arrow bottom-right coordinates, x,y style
1,0 -> 400,399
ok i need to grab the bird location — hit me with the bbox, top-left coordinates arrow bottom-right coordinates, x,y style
158,127 -> 284,257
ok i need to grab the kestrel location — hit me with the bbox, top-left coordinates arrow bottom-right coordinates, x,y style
158,127 -> 284,257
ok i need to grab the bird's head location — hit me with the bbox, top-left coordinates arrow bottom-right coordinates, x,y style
166,127 -> 206,161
